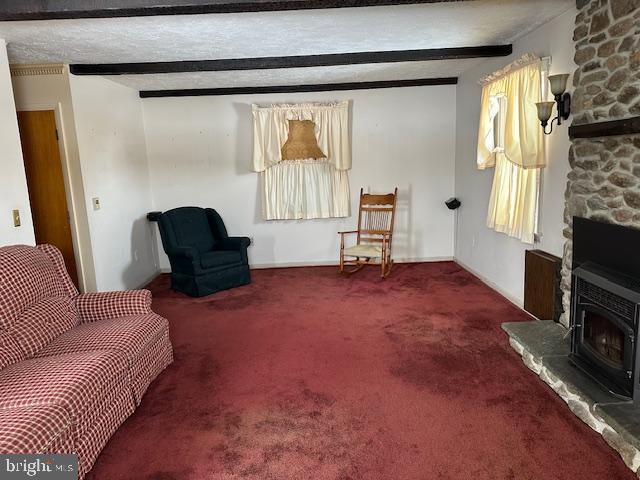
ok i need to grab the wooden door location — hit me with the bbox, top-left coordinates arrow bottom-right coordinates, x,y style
17,110 -> 79,287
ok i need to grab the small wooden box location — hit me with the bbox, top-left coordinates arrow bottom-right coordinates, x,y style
524,249 -> 563,321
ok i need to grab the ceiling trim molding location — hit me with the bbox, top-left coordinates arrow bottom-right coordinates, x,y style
139,77 -> 458,97
0,1 -> 473,21
9,64 -> 65,77
71,46 -> 512,76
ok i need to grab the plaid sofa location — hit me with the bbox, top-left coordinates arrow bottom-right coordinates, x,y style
0,244 -> 173,478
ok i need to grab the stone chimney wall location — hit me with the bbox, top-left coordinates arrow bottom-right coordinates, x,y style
560,0 -> 640,327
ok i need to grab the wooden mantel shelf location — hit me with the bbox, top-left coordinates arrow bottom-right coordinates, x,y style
569,116 -> 640,139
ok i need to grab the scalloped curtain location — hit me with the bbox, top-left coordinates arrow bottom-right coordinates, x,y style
252,102 -> 351,220
477,59 -> 545,244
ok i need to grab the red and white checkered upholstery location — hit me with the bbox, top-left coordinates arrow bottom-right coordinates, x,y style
0,243 -> 173,477
75,290 -> 153,323
0,404 -> 73,454
0,331 -> 25,370
11,297 -> 79,358
0,350 -> 133,439
0,245 -> 79,366
35,313 -> 171,403
36,244 -> 79,299
130,328 -> 174,403
75,387 -> 135,477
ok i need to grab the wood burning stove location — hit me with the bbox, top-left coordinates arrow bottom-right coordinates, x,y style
570,217 -> 640,400
570,262 -> 640,399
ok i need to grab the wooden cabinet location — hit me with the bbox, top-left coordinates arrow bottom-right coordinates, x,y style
524,249 -> 563,321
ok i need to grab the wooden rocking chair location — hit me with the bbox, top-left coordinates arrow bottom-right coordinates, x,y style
339,187 -> 398,278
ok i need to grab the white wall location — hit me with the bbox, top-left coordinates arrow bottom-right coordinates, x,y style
454,8 -> 576,305
0,40 -> 34,246
69,75 -> 157,291
11,67 -> 97,291
142,86 -> 457,269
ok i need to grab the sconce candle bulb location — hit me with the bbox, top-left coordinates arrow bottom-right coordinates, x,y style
536,73 -> 572,135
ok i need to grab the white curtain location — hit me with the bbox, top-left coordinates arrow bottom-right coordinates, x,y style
252,102 -> 351,220
486,155 -> 541,244
477,57 -> 545,170
477,55 -> 546,244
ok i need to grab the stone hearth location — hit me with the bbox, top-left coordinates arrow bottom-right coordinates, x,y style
503,321 -> 640,476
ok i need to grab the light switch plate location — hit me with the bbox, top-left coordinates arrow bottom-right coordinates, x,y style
12,209 -> 20,227
92,197 -> 101,211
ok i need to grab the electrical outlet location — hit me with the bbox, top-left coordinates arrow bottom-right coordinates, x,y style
12,209 -> 20,227
92,197 -> 101,211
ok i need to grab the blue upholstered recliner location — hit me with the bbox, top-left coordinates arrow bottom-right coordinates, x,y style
157,207 -> 251,297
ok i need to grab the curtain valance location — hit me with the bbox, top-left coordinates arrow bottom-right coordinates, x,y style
476,57 -> 545,170
252,101 -> 351,172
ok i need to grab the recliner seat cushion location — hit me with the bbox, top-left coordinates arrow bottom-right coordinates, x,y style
200,250 -> 243,269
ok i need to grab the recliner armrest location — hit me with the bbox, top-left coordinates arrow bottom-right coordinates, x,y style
167,246 -> 199,260
217,236 -> 251,251
75,290 -> 153,323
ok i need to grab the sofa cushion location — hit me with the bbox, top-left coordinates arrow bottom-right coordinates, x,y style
0,245 -> 76,328
0,332 -> 25,370
0,404 -> 72,453
35,314 -> 169,386
0,245 -> 79,364
0,350 -> 131,438
11,297 -> 79,358
200,250 -> 243,269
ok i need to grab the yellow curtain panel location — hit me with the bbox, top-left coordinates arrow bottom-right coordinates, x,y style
477,57 -> 545,244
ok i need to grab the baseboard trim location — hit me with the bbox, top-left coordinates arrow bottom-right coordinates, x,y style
454,258 -> 531,314
251,256 -> 453,269
158,256 -> 454,273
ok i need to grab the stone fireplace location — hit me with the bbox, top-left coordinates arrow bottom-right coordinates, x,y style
503,1 -> 640,475
560,0 -> 640,328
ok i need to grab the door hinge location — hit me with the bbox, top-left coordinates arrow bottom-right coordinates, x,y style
55,129 -> 59,141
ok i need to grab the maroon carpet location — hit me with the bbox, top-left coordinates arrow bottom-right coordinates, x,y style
88,262 -> 633,479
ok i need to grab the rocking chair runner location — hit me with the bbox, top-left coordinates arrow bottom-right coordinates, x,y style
339,187 -> 398,278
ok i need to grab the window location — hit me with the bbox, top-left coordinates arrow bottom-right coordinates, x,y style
252,102 -> 351,220
477,56 -> 546,244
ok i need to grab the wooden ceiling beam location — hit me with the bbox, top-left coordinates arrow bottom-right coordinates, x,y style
139,77 -> 458,97
70,46 -> 512,76
0,1 -> 476,21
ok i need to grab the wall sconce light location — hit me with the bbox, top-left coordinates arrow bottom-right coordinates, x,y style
535,73 -> 571,135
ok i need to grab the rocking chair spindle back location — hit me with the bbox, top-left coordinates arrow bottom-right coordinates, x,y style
339,187 -> 398,278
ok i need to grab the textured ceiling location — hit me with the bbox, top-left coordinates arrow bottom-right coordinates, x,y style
0,0 -> 574,91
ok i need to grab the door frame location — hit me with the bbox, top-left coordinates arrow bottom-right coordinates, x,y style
18,102 -> 87,291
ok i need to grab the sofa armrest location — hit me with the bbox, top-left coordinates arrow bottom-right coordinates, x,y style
75,290 -> 153,323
